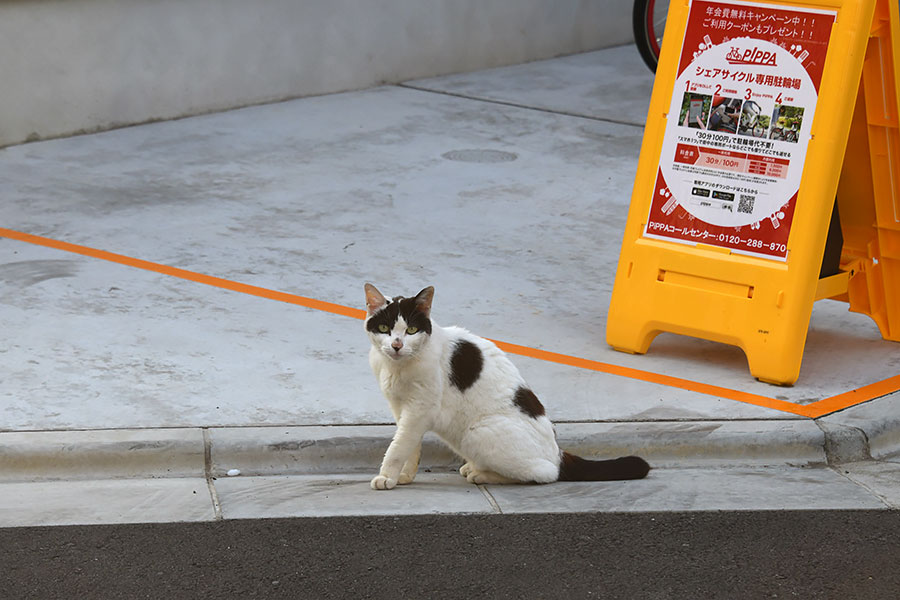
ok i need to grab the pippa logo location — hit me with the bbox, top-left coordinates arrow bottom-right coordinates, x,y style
725,46 -> 777,66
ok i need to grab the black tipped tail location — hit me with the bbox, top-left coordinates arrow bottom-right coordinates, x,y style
558,452 -> 650,482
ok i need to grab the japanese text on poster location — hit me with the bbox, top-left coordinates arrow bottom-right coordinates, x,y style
643,0 -> 836,260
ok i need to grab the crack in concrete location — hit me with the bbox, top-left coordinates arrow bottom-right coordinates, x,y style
203,429 -> 223,521
396,83 -> 646,129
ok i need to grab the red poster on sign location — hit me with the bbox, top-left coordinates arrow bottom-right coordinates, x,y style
644,0 -> 836,260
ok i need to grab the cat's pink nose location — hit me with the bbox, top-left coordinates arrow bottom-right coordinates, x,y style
391,339 -> 403,351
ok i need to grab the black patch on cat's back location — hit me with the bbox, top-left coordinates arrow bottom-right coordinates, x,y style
512,387 -> 545,419
449,340 -> 482,392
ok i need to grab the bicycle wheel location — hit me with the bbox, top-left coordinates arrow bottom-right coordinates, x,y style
633,0 -> 669,73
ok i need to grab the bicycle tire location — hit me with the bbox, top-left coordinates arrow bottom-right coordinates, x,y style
633,0 -> 663,73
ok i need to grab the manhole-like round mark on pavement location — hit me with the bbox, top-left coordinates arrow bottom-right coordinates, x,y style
441,149 -> 518,163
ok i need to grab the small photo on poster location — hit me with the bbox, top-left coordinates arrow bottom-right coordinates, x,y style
679,92 -> 711,129
706,96 -> 743,134
737,100 -> 771,138
769,104 -> 805,143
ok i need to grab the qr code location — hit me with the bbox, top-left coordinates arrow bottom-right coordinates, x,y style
738,194 -> 755,214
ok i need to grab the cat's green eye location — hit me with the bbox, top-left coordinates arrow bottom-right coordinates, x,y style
406,326 -> 418,335
378,324 -> 390,333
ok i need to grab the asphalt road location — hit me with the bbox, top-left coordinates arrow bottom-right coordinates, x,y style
2,510 -> 898,599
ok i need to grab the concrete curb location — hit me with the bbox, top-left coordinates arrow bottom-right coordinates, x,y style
0,419 -> 841,483
819,393 -> 900,462
0,429 -> 206,482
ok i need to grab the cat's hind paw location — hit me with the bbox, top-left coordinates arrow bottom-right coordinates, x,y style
465,469 -> 518,485
370,475 -> 398,490
459,462 -> 474,478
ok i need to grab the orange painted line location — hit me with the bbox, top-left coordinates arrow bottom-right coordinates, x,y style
489,340 -> 811,417
3,227 -> 898,418
0,228 -> 367,320
802,374 -> 900,418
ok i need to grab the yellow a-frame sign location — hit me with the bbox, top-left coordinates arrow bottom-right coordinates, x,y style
608,0 -> 900,385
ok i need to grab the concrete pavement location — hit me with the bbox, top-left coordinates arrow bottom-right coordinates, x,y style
1,44 -> 899,527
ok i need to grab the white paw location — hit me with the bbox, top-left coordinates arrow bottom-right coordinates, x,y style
397,472 -> 415,485
459,462 -> 473,477
370,475 -> 397,490
466,469 -> 516,485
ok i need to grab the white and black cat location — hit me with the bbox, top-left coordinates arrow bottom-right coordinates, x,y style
364,283 -> 650,490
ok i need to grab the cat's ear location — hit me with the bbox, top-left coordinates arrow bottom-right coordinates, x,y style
364,283 -> 388,314
414,286 -> 434,317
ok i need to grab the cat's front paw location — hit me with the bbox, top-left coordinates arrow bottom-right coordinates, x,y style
459,462 -> 473,478
370,475 -> 398,490
397,472 -> 415,485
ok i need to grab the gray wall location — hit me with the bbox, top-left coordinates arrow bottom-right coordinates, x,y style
0,0 -> 631,147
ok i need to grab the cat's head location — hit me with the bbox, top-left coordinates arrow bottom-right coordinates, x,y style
364,283 -> 434,361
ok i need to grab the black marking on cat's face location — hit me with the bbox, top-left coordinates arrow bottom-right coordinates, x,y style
365,295 -> 432,336
449,340 -> 482,392
512,387 -> 545,419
